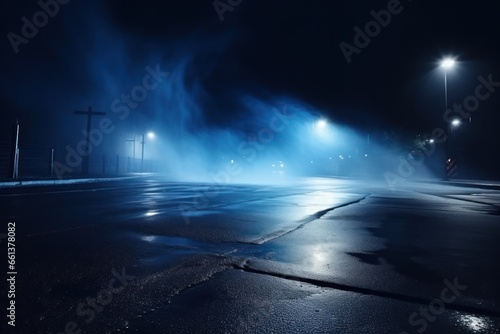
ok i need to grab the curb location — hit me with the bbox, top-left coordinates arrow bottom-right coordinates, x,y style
0,176 -> 140,188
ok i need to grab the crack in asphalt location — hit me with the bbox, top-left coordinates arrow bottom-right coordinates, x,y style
241,194 -> 371,245
233,261 -> 500,319
431,194 -> 500,208
418,192 -> 500,216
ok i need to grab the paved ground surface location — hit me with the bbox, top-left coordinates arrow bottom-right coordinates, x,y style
1,176 -> 500,333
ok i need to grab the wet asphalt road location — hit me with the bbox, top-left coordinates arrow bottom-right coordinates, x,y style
1,176 -> 500,333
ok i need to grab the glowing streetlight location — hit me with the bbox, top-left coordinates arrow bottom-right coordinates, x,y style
314,119 -> 332,140
316,119 -> 327,129
451,119 -> 461,127
438,57 -> 457,180
141,131 -> 156,172
440,58 -> 456,69
440,57 -> 456,112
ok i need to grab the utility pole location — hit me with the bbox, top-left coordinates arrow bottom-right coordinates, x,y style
73,106 -> 106,175
141,134 -> 145,172
11,120 -> 20,179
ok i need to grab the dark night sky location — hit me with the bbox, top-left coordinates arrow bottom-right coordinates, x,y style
1,0 -> 500,176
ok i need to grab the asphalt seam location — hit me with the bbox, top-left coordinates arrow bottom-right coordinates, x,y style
241,194 -> 371,245
433,194 -> 500,208
233,263 -> 500,318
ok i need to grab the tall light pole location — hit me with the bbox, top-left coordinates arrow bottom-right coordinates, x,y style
141,132 -> 155,172
440,58 -> 456,180
74,107 -> 106,175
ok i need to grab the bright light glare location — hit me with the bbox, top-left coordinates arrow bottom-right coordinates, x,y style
314,118 -> 333,141
316,119 -> 327,129
144,211 -> 158,217
451,119 -> 461,127
441,58 -> 456,69
147,131 -> 156,139
458,315 -> 493,332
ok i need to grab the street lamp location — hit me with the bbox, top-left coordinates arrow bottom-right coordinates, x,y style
439,57 -> 456,180
316,119 -> 327,129
440,58 -> 456,112
141,131 -> 155,172
314,119 -> 331,139
441,58 -> 455,70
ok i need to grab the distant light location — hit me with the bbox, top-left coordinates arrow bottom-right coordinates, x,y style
451,119 -> 461,127
316,119 -> 327,129
141,235 -> 157,242
348,156 -> 351,158
329,157 -> 332,160
280,163 -> 284,168
429,139 -> 435,143
311,160 -> 314,164
441,58 -> 456,69
231,159 -> 234,164
147,131 -> 155,139
364,154 -> 368,157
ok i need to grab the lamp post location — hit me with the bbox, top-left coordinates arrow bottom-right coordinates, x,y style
440,58 -> 456,180
141,132 -> 155,172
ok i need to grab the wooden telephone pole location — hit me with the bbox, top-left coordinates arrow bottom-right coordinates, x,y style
73,106 -> 106,175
